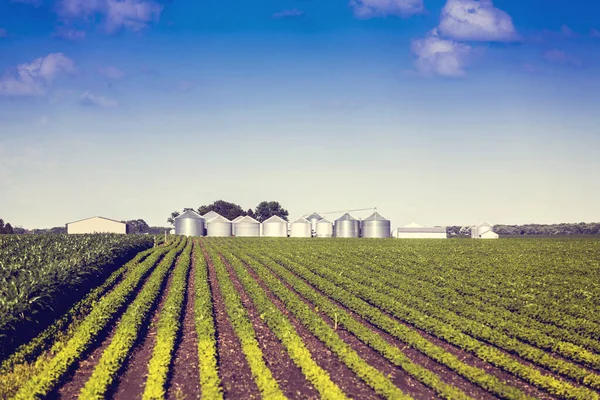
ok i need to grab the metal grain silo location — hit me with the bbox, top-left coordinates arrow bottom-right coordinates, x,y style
290,217 -> 311,237
174,210 -> 205,237
231,215 -> 244,236
262,215 -> 288,237
202,211 -> 224,235
361,212 -> 391,238
234,216 -> 260,237
316,218 -> 333,237
206,215 -> 233,237
334,213 -> 360,238
305,212 -> 323,236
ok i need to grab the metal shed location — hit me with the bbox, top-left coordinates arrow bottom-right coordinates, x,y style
66,216 -> 126,234
175,210 -> 205,237
262,215 -> 288,237
334,213 -> 360,238
233,215 -> 260,237
316,218 -> 334,238
361,212 -> 391,238
397,223 -> 447,239
206,215 -> 233,237
290,217 -> 312,238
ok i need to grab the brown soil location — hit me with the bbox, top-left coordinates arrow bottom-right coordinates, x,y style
267,256 -> 557,400
237,256 -> 381,399
203,246 -> 261,400
52,255 -> 164,399
111,255 -> 178,400
167,243 -> 201,400
221,256 -> 320,399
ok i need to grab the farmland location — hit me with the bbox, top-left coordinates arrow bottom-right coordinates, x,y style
1,237 -> 599,399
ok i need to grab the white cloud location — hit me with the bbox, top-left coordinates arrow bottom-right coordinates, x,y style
58,0 -> 162,33
99,66 -> 125,79
350,0 -> 424,19
438,0 -> 518,41
0,53 -> 76,97
80,91 -> 119,107
411,29 -> 472,77
273,9 -> 304,19
543,49 -> 582,67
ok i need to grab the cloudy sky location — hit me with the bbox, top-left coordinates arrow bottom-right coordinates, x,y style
0,0 -> 599,229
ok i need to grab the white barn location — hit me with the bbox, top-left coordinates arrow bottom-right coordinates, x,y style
472,222 -> 499,239
396,222 -> 447,239
67,216 -> 127,234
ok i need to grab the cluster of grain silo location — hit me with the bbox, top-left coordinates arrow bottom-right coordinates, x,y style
316,218 -> 333,237
361,212 -> 391,238
471,221 -> 499,239
234,216 -> 261,237
206,215 -> 233,237
334,213 -> 361,238
290,217 -> 311,237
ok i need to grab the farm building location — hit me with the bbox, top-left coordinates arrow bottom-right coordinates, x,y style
234,216 -> 260,237
262,215 -> 288,237
206,215 -> 233,237
290,217 -> 312,237
66,216 -> 127,234
361,212 -> 391,238
175,210 -> 205,237
472,222 -> 499,239
397,223 -> 447,239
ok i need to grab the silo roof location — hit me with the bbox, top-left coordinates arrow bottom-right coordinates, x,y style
175,210 -> 204,219
306,213 -> 323,221
202,211 -> 223,221
317,218 -> 332,224
291,217 -> 310,224
206,215 -> 231,223
336,213 -> 357,221
234,215 -> 260,224
363,212 -> 389,221
263,215 -> 287,224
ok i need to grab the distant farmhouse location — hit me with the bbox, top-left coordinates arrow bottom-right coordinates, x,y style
66,216 -> 126,234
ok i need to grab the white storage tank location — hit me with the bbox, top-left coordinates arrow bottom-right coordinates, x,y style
334,213 -> 360,238
231,215 -> 244,236
316,218 -> 333,237
262,215 -> 288,237
290,217 -> 312,237
305,212 -> 323,236
234,216 -> 260,237
472,221 -> 498,239
361,212 -> 391,238
175,210 -> 205,237
206,215 -> 233,237
202,211 -> 224,235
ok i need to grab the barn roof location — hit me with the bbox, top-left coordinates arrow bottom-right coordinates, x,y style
66,216 -> 126,226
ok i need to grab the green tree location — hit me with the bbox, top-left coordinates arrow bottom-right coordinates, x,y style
0,219 -> 4,234
198,200 -> 246,221
4,223 -> 13,234
254,201 -> 289,222
167,211 -> 180,226
125,219 -> 150,234
246,208 -> 256,219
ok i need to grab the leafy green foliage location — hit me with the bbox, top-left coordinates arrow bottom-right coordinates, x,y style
253,201 -> 289,222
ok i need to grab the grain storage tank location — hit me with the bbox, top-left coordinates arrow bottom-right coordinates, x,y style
262,215 -> 288,237
361,212 -> 391,238
316,218 -> 333,238
334,213 -> 360,238
234,216 -> 260,237
231,215 -> 244,236
305,212 -> 323,236
174,210 -> 205,237
206,215 -> 233,237
290,217 -> 311,237
202,211 -> 223,234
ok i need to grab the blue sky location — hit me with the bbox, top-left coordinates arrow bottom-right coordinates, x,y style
0,0 -> 599,229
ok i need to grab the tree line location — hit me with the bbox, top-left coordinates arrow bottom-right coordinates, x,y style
447,222 -> 600,237
168,200 -> 289,226
0,219 -> 14,234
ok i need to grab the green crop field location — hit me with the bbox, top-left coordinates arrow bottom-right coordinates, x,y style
1,236 -> 599,399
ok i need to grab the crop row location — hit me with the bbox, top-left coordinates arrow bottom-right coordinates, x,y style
207,242 -> 349,399
266,246 -> 598,400
227,240 -> 529,400
143,238 -> 193,399
209,240 -> 412,400
203,243 -> 286,398
12,236 -> 185,399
